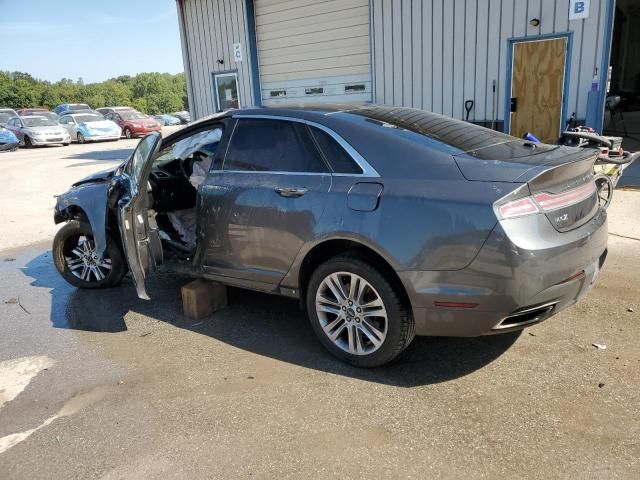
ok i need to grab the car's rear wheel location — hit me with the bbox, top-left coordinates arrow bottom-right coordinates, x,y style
306,256 -> 414,367
124,128 -> 133,139
53,220 -> 126,289
77,133 -> 86,144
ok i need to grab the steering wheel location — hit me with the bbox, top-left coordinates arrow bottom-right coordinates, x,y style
179,155 -> 197,180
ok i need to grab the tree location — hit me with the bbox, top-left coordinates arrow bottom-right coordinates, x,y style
0,71 -> 188,113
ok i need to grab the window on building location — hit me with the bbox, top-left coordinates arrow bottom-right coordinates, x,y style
224,119 -> 329,173
309,127 -> 363,174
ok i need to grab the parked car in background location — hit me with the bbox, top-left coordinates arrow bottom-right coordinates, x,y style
54,103 -> 92,115
0,125 -> 19,151
58,112 -> 121,143
51,105 -> 608,367
17,108 -> 59,122
104,110 -> 161,138
5,115 -> 70,147
154,114 -> 181,126
172,111 -> 191,124
96,106 -> 136,116
0,108 -> 19,125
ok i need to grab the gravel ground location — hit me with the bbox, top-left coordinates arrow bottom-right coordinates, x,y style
0,138 -> 638,479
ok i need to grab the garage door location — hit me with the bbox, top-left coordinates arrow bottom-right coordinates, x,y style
254,0 -> 372,105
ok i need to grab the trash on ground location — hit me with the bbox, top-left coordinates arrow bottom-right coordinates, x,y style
628,307 -> 634,312
598,383 -> 605,388
592,343 -> 607,350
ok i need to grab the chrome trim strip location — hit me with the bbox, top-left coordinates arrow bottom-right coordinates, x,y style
230,114 -> 380,177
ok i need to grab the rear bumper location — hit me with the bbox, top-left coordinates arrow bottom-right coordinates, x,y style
400,208 -> 608,336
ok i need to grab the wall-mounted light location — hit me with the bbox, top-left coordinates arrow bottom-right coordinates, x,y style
529,18 -> 540,27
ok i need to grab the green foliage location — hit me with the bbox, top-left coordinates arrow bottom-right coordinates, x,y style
0,71 -> 188,114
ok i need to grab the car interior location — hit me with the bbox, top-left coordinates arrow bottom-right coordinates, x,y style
148,126 -> 223,257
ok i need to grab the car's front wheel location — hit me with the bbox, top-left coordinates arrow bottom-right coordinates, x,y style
53,220 -> 127,289
77,133 -> 86,144
306,256 -> 415,367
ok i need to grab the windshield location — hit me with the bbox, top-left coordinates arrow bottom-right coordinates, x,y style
23,117 -> 58,127
74,114 -> 103,123
0,113 -> 12,123
128,133 -> 160,182
121,111 -> 148,120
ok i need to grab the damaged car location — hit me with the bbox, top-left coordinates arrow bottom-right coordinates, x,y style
52,105 -> 608,367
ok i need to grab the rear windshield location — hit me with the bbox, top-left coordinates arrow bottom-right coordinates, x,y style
349,106 -> 516,152
348,105 -> 558,162
23,117 -> 57,127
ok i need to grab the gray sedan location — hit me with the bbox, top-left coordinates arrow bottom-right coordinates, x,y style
5,115 -> 70,147
51,105 -> 607,367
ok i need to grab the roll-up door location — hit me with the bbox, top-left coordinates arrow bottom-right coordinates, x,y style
254,0 -> 372,105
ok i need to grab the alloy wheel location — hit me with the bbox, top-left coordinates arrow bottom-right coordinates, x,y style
64,236 -> 112,282
315,272 -> 388,355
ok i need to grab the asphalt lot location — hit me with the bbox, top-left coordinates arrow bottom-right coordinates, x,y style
0,137 -> 639,479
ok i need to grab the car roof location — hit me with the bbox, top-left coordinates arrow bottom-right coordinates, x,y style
21,115 -> 47,120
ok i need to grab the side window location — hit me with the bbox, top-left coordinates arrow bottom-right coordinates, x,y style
224,118 -> 328,173
309,127 -> 363,174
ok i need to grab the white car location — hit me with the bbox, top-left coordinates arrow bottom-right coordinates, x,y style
59,113 -> 121,143
5,116 -> 70,147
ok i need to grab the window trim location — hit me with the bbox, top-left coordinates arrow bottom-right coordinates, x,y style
212,71 -> 241,113
226,114 -> 379,177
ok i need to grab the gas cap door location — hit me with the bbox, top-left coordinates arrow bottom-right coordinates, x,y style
347,182 -> 383,212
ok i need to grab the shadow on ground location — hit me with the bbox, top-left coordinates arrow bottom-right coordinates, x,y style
62,147 -> 134,163
21,251 -> 520,388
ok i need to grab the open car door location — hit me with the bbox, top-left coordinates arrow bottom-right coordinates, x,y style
118,132 -> 163,300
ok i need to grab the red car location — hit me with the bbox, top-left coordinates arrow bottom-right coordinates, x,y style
104,111 -> 161,138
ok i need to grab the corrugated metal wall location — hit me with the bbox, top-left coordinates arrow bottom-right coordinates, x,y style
177,0 -> 257,119
371,0 -> 610,124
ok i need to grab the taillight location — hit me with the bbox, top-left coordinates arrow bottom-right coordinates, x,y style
532,182 -> 596,211
497,197 -> 540,219
496,181 -> 596,220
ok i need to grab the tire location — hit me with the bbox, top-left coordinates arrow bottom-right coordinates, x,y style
306,256 -> 414,367
124,128 -> 133,139
53,220 -> 127,289
77,133 -> 85,144
23,136 -> 33,148
63,142 -> 70,146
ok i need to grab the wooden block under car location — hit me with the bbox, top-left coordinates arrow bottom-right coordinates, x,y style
181,279 -> 228,319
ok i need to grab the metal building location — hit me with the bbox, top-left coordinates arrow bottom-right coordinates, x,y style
176,0 -> 621,143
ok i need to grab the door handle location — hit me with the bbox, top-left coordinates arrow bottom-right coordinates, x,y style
275,187 -> 308,198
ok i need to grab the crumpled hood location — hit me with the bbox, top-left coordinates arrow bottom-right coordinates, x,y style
72,165 -> 119,186
80,120 -> 119,130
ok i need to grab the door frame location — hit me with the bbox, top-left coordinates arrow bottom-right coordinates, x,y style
503,32 -> 573,139
212,70 -> 241,113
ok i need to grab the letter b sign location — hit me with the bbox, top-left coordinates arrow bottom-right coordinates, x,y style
569,0 -> 590,20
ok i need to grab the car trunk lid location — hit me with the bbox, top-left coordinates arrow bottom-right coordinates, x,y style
470,145 -> 600,232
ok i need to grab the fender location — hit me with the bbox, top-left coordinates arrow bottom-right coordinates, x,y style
54,182 -> 112,257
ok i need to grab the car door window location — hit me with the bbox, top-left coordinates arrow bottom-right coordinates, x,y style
224,118 -> 329,173
309,127 -> 363,174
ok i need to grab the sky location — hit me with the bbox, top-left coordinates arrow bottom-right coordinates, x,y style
0,0 -> 184,83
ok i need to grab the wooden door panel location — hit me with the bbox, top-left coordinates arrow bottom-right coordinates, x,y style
510,38 -> 567,143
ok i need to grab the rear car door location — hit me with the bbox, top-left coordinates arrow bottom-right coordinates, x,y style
118,132 -> 163,299
197,116 -> 332,287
